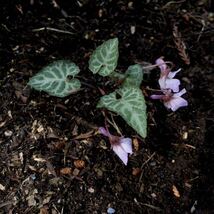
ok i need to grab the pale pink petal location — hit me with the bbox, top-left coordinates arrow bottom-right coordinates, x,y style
158,77 -> 166,89
155,58 -> 167,72
99,127 -> 110,137
112,144 -> 128,165
165,78 -> 180,92
119,138 -> 133,154
150,94 -> 164,100
164,97 -> 188,111
173,88 -> 187,97
168,68 -> 181,79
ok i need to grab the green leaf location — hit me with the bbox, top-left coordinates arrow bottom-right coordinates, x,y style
122,64 -> 143,88
89,38 -> 119,77
97,87 -> 147,138
28,60 -> 81,97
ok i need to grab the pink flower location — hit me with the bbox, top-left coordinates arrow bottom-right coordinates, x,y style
99,127 -> 132,165
151,89 -> 188,111
156,58 -> 181,92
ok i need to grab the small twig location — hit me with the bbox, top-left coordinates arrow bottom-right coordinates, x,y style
197,20 -> 206,42
110,114 -> 123,136
74,115 -> 98,130
161,0 -> 186,10
121,199 -> 162,212
186,176 -> 199,182
32,27 -> 75,35
143,61 -> 173,70
0,201 -> 13,208
172,143 -> 196,149
53,203 -> 61,214
79,81 -> 97,89
1,24 -> 11,32
139,152 -> 156,182
184,144 -> 196,149
135,60 -> 174,74
60,207 -> 64,214
103,110 -> 123,136
146,86 -> 163,92
141,203 -> 163,212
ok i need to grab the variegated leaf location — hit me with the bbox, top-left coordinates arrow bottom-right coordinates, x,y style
89,38 -> 119,77
122,64 -> 143,88
97,87 -> 147,138
28,60 -> 81,97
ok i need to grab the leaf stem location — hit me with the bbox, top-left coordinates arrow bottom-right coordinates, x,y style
110,71 -> 126,80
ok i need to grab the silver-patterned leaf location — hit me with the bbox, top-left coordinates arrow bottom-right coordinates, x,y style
28,60 -> 81,97
89,38 -> 119,77
122,64 -> 143,88
97,87 -> 147,138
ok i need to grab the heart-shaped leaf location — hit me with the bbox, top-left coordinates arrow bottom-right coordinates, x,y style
89,38 -> 119,77
97,87 -> 147,138
122,64 -> 143,88
28,60 -> 81,97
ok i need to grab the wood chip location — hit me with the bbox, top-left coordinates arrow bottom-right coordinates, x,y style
37,125 -> 44,133
74,130 -> 94,140
8,110 -> 12,118
133,138 -> 139,151
185,182 -> 192,188
28,165 -> 37,171
46,161 -> 57,177
33,155 -> 46,163
51,141 -> 65,150
132,167 -> 141,176
26,189 -> 38,207
40,207 -> 49,214
47,127 -> 59,139
60,167 -> 72,175
172,185 -> 180,198
42,196 -> 52,205
0,120 -> 7,128
73,168 -> 80,176
74,160 -> 85,169
15,90 -> 28,103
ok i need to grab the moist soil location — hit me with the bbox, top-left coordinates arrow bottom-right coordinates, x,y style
0,1 -> 214,213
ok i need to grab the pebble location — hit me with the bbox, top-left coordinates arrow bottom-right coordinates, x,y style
182,132 -> 188,140
4,130 -> 13,137
151,193 -> 157,198
150,161 -> 156,166
73,168 -> 80,176
88,187 -> 95,193
0,183 -> 6,191
130,25 -> 136,34
30,174 -> 36,180
107,207 -> 115,214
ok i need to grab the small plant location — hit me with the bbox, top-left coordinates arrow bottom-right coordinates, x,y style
28,38 -> 187,165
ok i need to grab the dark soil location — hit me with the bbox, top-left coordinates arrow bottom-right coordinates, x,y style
0,1 -> 214,213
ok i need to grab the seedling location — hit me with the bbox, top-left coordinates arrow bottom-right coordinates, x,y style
28,39 -> 187,165
28,38 -> 147,139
